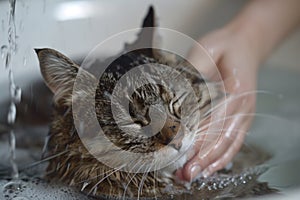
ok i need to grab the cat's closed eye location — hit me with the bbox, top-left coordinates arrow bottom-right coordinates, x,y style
168,98 -> 181,119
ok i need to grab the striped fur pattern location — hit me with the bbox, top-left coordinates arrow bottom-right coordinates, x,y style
35,6 -> 222,199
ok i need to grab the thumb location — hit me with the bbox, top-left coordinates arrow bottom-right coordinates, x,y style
187,40 -> 220,81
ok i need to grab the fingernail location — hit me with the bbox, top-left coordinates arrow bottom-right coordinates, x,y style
190,165 -> 201,181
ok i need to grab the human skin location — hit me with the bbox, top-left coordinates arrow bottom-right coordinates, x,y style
176,0 -> 300,181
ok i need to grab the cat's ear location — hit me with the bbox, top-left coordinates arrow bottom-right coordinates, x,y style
141,5 -> 155,30
139,5 -> 156,47
125,6 -> 157,57
35,48 -> 82,106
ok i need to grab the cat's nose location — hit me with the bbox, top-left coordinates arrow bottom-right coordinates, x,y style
161,117 -> 183,150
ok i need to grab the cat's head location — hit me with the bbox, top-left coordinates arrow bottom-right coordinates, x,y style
35,6 -> 220,198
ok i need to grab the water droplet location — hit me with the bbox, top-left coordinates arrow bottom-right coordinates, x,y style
7,102 -> 16,124
8,28 -> 17,53
218,182 -> 224,189
13,86 -> 22,103
9,130 -> 19,179
233,181 -> 238,186
1,19 -> 5,31
104,91 -> 112,99
197,182 -> 206,190
1,45 -> 8,58
212,182 -> 217,190
5,52 -> 11,68
23,56 -> 26,66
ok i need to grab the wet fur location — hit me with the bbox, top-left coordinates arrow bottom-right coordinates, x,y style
35,7 -> 222,199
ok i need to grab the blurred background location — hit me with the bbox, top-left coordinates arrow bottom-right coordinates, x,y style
0,0 -> 300,199
0,0 -> 300,102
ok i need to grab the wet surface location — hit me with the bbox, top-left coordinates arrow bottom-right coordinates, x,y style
0,178 -> 91,200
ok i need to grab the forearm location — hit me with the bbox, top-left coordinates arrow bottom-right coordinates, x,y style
225,0 -> 300,66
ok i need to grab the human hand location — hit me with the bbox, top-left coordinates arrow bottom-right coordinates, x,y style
176,27 -> 260,181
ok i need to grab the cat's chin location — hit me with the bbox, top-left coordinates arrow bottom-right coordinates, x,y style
156,134 -> 196,187
159,138 -> 193,185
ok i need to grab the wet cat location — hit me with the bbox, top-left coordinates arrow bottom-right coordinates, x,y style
35,6 -> 275,200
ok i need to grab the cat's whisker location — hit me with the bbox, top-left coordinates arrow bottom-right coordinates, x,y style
19,150 -> 69,172
202,90 -> 279,117
138,163 -> 154,200
122,160 -> 145,199
212,73 -> 238,88
190,111 -> 285,156
195,112 -> 283,135
152,165 -> 158,199
76,166 -> 116,184
192,129 -> 263,157
194,127 -> 250,143
88,164 -> 125,196
130,163 -> 148,200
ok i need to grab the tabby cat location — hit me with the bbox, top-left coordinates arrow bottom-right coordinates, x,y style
35,6 -> 272,200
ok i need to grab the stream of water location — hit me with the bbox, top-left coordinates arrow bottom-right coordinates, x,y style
1,0 -> 28,199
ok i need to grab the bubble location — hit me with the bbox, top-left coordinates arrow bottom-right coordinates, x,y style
12,197 -> 30,200
0,178 -> 91,200
3,181 -> 22,193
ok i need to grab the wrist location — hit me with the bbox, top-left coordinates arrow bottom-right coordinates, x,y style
224,19 -> 265,70
223,0 -> 300,69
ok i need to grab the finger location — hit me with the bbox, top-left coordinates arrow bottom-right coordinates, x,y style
198,114 -> 244,171
181,99 -> 240,181
174,118 -> 210,181
196,95 -> 241,160
201,119 -> 251,177
200,95 -> 256,177
198,99 -> 255,176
